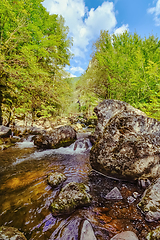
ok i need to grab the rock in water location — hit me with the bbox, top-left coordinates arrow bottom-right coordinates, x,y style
105,187 -> 123,200
0,125 -> 12,138
110,231 -> 139,240
146,226 -> 160,239
47,172 -> 66,188
0,226 -> 27,240
80,220 -> 97,240
90,99 -> 160,181
34,125 -> 77,149
50,182 -> 91,216
138,178 -> 160,222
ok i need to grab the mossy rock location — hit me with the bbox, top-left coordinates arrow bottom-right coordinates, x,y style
146,226 -> 160,240
138,178 -> 160,222
47,172 -> 66,188
34,125 -> 77,149
50,182 -> 91,216
0,226 -> 27,240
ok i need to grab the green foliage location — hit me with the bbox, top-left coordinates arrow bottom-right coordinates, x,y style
76,31 -> 160,120
0,0 -> 72,124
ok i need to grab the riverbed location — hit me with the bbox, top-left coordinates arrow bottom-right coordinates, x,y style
0,136 -> 159,239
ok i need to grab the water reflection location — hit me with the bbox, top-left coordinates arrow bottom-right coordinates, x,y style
0,138 -> 159,240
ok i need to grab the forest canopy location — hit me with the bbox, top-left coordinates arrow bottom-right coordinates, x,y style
1,1 -> 160,125
0,0 -> 72,125
76,31 -> 160,120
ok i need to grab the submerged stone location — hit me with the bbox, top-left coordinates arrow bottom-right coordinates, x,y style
50,182 -> 91,216
47,172 -> 66,188
127,196 -> 136,204
50,217 -> 80,240
138,178 -> 160,222
90,99 -> 160,181
105,187 -> 123,200
0,226 -> 27,240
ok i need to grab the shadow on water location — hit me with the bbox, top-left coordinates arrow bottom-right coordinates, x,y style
0,136 -> 159,239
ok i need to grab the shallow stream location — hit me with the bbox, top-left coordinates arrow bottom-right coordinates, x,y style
0,136 -> 159,239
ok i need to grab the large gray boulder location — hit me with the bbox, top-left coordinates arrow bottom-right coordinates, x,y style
92,99 -> 146,142
34,125 -> 77,149
90,100 -> 160,181
0,226 -> 27,240
138,178 -> 160,222
0,125 -> 12,138
50,182 -> 91,216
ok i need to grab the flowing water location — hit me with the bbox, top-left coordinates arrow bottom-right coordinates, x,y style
0,136 -> 159,239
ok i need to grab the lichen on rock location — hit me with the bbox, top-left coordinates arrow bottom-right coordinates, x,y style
146,226 -> 160,240
0,226 -> 27,240
47,172 -> 66,188
34,125 -> 77,149
138,178 -> 160,222
90,99 -> 160,181
50,182 -> 91,216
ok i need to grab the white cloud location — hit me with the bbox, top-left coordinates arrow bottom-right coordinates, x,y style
70,66 -> 84,74
85,2 -> 117,34
43,0 -> 117,56
43,0 -> 129,76
147,0 -> 160,25
114,24 -> 129,35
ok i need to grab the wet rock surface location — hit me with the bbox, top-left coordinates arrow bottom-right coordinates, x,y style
50,182 -> 91,216
90,99 -> 160,181
110,231 -> 139,240
73,138 -> 92,151
0,226 -> 27,240
146,226 -> 160,239
80,220 -> 97,240
1,124 -> 160,240
47,172 -> 66,188
0,125 -> 12,138
105,187 -> 123,200
138,178 -> 160,222
34,125 -> 77,149
49,216 -> 81,240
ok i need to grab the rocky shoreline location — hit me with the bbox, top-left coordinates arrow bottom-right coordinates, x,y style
1,100 -> 160,239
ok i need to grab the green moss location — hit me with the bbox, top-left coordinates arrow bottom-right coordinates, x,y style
51,138 -> 76,149
50,182 -> 91,216
149,206 -> 158,212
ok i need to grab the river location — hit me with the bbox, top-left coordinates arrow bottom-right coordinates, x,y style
0,136 -> 158,239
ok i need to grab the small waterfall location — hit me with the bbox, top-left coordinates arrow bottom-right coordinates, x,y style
15,135 -> 35,149
13,138 -> 92,165
54,138 -> 92,155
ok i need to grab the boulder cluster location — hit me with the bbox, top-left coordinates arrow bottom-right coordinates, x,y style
2,99 -> 160,239
90,99 -> 160,226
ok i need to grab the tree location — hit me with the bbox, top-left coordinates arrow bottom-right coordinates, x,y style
76,31 -> 160,119
0,0 -> 72,124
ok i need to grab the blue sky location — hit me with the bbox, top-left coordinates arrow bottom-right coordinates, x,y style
42,0 -> 160,77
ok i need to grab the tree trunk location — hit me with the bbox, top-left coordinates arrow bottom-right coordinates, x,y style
0,89 -> 3,125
